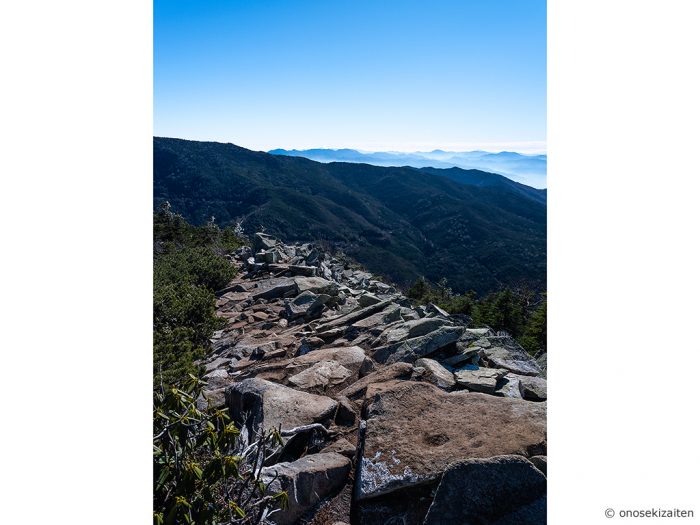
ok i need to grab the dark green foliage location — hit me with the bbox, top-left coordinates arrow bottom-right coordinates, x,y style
472,289 -> 528,337
153,204 -> 243,388
153,209 -> 283,523
407,277 -> 546,355
153,137 -> 546,295
154,374 -> 287,525
154,202 -> 244,258
407,276 -> 430,300
407,276 -> 477,316
153,282 -> 218,387
519,297 -> 547,356
155,248 -> 236,291
439,293 -> 477,317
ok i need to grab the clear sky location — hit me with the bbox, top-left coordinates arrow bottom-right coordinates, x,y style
154,0 -> 546,153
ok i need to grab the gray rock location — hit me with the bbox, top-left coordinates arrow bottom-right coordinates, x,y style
373,325 -> 464,364
204,356 -> 230,373
262,452 -> 351,525
227,339 -> 278,359
338,362 -> 414,400
536,352 -> 547,378
235,246 -> 253,259
216,283 -> 250,297
356,381 -> 546,500
442,346 -> 481,368
529,455 -> 547,476
323,437 -> 357,458
319,261 -> 332,280
426,303 -> 450,318
463,328 -> 493,337
334,395 -> 358,426
251,277 -> 298,301
494,373 -> 523,398
287,346 -> 369,379
481,337 -> 542,376
518,375 -> 547,401
225,378 -> 338,438
288,264 -> 317,277
316,299 -> 396,332
422,455 -> 546,525
358,293 -> 382,307
351,304 -> 402,329
368,280 -> 394,294
294,276 -> 338,296
203,368 -> 229,380
305,248 -> 320,266
288,360 -> 353,390
491,495 -> 547,525
354,483 -> 435,525
196,387 -> 228,410
399,307 -> 421,321
285,291 -> 330,319
375,317 -> 452,346
454,368 -> 508,394
263,248 -> 281,264
414,358 -> 456,390
253,232 -> 277,253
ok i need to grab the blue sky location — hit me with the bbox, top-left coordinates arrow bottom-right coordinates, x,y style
154,0 -> 546,153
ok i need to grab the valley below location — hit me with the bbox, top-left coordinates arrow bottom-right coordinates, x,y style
154,137 -> 546,296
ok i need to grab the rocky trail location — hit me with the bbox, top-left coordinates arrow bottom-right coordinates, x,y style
197,233 -> 547,525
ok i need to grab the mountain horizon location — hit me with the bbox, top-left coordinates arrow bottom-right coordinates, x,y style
154,137 -> 546,295
268,147 -> 547,189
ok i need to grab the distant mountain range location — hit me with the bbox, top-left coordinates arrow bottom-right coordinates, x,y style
268,148 -> 547,189
154,138 -> 546,294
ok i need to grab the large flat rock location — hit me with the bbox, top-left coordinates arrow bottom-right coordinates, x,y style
356,381 -> 546,500
294,276 -> 338,295
423,455 -> 546,525
250,277 -> 298,301
351,304 -> 402,329
375,318 -> 452,346
288,346 -> 368,375
225,378 -> 338,438
494,373 -> 523,398
285,290 -> 330,319
338,362 -> 414,401
518,374 -> 547,401
316,299 -> 396,332
233,346 -> 370,392
372,325 -> 464,364
288,360 -> 353,390
454,367 -> 508,394
480,336 -> 542,376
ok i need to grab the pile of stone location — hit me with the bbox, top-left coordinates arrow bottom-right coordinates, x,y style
197,232 -> 547,524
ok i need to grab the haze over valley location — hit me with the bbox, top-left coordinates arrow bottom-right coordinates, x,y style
269,148 -> 547,189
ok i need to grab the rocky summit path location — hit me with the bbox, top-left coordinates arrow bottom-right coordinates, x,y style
198,233 -> 547,525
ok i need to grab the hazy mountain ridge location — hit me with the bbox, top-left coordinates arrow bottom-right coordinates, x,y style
269,148 -> 547,189
154,137 -> 546,295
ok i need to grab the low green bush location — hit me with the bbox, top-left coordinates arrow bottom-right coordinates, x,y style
153,203 -> 244,389
153,375 -> 287,525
